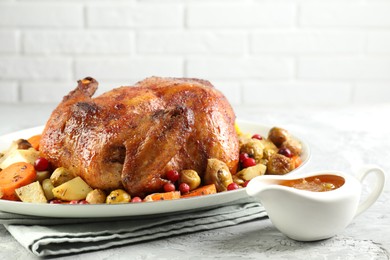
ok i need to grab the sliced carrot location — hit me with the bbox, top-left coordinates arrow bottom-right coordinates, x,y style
181,184 -> 217,198
27,134 -> 42,151
291,155 -> 302,169
143,191 -> 181,202
0,162 -> 37,201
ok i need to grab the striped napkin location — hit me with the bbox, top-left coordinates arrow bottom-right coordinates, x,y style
0,200 -> 267,257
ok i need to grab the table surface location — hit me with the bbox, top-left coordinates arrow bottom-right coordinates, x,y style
0,103 -> 389,260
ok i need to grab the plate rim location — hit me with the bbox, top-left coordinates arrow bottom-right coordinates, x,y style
0,120 -> 311,218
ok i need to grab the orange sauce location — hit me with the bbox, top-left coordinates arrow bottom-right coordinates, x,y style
279,175 -> 345,192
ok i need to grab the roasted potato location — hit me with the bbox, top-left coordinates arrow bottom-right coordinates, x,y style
240,139 -> 264,163
268,127 -> 290,147
0,148 -> 39,170
15,181 -> 47,203
50,167 -> 75,187
106,189 -> 131,204
180,170 -> 201,190
204,158 -> 233,192
236,163 -> 267,181
0,139 -> 31,163
259,139 -> 278,160
266,154 -> 294,175
52,177 -> 93,201
232,175 -> 245,186
86,189 -> 106,204
281,138 -> 302,156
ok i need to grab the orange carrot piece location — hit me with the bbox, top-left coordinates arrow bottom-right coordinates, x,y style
292,155 -> 302,169
27,134 -> 42,151
143,191 -> 181,202
181,184 -> 217,198
0,162 -> 37,201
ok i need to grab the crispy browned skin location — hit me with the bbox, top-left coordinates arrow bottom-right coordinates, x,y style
39,77 -> 239,197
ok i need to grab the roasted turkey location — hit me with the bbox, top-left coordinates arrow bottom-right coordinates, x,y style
39,77 -> 239,197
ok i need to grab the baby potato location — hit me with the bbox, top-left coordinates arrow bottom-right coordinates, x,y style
86,189 -> 106,204
204,158 -> 233,192
259,139 -> 278,160
268,127 -> 290,147
281,138 -> 302,156
50,167 -> 75,187
180,170 -> 201,190
266,154 -> 294,175
106,189 -> 131,204
240,139 -> 264,163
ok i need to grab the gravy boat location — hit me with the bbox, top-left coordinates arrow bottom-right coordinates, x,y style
246,166 -> 386,241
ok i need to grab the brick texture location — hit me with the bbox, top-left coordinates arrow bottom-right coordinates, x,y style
0,57 -> 72,80
0,3 -> 83,27
0,31 -> 18,53
0,81 -> 18,103
0,0 -> 389,106
24,31 -> 134,54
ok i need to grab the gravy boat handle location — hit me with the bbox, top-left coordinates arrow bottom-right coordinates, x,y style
355,165 -> 386,217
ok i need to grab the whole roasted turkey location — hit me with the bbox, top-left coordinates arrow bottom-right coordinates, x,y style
39,77 -> 239,197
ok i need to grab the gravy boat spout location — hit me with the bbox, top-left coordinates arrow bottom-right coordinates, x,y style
246,166 -> 385,241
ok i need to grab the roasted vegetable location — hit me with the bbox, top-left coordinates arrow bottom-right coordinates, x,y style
42,179 -> 55,200
204,158 -> 233,192
15,181 -> 47,203
236,163 -> 267,181
144,191 -> 181,202
86,189 -> 106,204
266,154 -> 294,175
268,127 -> 290,147
0,162 -> 37,201
50,167 -> 75,187
0,148 -> 39,170
16,139 -> 32,150
232,175 -> 245,186
180,170 -> 201,190
181,184 -> 217,198
52,176 -> 93,201
259,139 -> 278,160
36,171 -> 50,183
281,138 -> 302,156
240,139 -> 264,163
27,135 -> 41,151
106,189 -> 131,204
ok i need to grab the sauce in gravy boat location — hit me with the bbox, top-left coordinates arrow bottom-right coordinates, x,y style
246,166 -> 386,241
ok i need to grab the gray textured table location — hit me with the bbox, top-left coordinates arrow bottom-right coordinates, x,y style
0,103 -> 389,259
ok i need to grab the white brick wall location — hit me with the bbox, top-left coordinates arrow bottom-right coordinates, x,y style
0,0 -> 389,107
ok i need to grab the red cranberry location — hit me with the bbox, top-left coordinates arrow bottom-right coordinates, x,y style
69,200 -> 79,204
242,180 -> 250,187
179,183 -> 190,194
166,170 -> 180,183
251,134 -> 263,140
227,183 -> 239,191
78,200 -> 89,204
131,197 -> 142,203
239,153 -> 249,162
34,157 -> 49,171
278,148 -> 293,158
242,157 -> 256,168
49,199 -> 62,204
163,182 -> 176,192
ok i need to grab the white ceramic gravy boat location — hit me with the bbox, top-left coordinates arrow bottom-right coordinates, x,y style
246,166 -> 386,241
